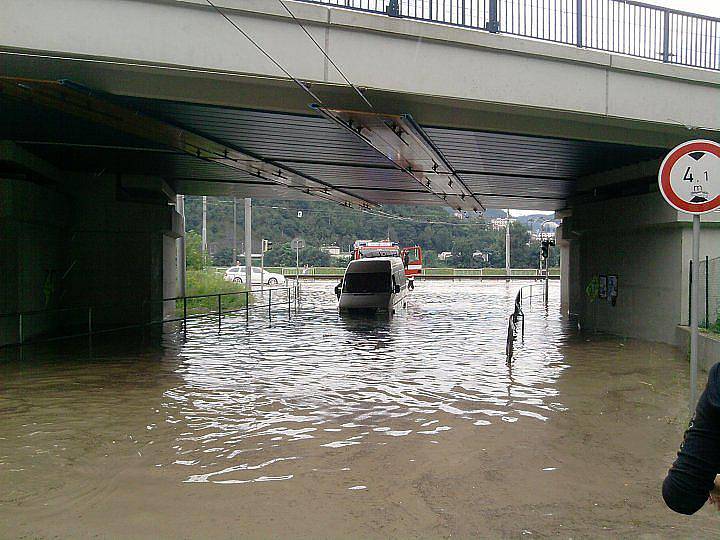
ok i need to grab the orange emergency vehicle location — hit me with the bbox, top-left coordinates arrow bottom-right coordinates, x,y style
352,240 -> 423,277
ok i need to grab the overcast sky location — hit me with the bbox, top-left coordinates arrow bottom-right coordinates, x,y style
649,0 -> 720,17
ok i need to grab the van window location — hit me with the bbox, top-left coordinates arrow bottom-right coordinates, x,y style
343,273 -> 390,293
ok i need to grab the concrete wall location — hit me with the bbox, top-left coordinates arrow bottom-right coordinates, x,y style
0,178 -> 71,343
0,174 -> 181,346
563,192 -> 720,345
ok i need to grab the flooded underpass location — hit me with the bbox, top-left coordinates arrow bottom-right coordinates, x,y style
1,281 -> 719,538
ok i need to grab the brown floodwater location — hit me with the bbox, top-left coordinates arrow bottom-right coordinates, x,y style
1,281 -> 718,538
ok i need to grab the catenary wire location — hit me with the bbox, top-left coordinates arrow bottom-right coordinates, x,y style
204,0 -> 323,103
202,199 -> 490,227
275,0 -> 375,111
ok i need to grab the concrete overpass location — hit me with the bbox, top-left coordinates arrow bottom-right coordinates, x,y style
1,0 -> 719,345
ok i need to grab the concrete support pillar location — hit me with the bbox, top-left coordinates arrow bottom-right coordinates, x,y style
557,222 -> 571,313
0,171 -> 181,345
0,177 -> 70,345
566,192 -> 720,344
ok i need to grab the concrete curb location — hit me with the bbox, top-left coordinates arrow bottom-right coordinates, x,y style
676,326 -> 720,372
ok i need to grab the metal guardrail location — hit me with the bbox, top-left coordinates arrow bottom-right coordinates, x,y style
301,0 -> 720,71
268,266 -> 560,277
0,283 -> 301,347
506,283 -> 545,361
690,255 -> 720,331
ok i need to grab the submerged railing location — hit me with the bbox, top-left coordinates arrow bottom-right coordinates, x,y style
0,283 -> 301,347
506,283 -> 545,361
301,0 -> 720,71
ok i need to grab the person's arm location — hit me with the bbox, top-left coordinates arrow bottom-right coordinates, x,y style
663,363 -> 720,514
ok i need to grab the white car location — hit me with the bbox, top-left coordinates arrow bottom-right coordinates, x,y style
223,266 -> 285,286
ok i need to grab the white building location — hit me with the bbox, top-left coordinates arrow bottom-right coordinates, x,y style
320,245 -> 341,256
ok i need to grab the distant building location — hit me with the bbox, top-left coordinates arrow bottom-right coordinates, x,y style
320,245 -> 341,256
438,251 -> 453,261
530,230 -> 556,241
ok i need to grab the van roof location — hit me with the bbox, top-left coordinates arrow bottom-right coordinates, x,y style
346,257 -> 400,274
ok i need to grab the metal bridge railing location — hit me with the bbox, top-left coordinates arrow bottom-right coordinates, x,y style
300,0 -> 720,71
0,283 -> 301,348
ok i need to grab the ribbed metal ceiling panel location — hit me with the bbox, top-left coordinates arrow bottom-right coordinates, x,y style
3,89 -> 667,211
175,179 -> 317,199
344,189 -> 442,205
459,174 -> 574,197
125,99 -> 390,166
277,162 -> 417,190
424,126 -> 664,179
18,146 -> 268,185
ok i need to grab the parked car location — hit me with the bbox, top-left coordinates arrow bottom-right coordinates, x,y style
223,266 -> 285,285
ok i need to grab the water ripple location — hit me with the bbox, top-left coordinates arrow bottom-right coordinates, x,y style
0,281 -> 572,487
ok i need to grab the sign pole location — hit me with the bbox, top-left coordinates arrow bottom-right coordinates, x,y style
690,214 -> 700,410
657,139 -> 720,413
296,244 -> 300,285
244,198 -> 252,292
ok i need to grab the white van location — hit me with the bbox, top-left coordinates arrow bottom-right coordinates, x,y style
335,257 -> 408,313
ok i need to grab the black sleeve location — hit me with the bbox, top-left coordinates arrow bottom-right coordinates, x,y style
663,362 -> 720,515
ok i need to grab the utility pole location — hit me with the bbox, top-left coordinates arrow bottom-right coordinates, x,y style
540,220 -> 556,307
244,198 -> 252,291
176,195 -> 186,297
505,209 -> 511,281
232,197 -> 237,264
201,195 -> 208,267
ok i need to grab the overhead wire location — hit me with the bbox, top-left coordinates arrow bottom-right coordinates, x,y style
203,199 -> 489,227
275,0 -> 375,111
203,0 -> 323,103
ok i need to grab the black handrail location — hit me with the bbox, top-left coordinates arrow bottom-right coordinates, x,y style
300,0 -> 720,71
506,283 -> 545,361
0,283 -> 301,347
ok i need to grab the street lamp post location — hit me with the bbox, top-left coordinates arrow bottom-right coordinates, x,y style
505,209 -> 511,281
244,198 -> 252,291
232,197 -> 237,264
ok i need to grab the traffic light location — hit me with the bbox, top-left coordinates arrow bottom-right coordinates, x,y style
540,239 -> 555,260
262,239 -> 273,253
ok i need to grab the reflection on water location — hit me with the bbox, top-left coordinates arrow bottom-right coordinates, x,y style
0,281 -> 570,490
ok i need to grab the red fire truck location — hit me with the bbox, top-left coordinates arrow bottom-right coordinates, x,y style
352,240 -> 423,277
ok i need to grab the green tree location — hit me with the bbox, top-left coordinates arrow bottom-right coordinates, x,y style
185,230 -> 205,270
182,196 -> 556,270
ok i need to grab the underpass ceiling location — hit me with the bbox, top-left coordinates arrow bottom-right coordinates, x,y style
1,88 -> 667,211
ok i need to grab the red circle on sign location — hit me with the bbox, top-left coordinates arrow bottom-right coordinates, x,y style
658,140 -> 720,214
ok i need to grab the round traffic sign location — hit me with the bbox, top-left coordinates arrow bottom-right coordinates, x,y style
658,139 -> 720,214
